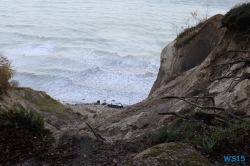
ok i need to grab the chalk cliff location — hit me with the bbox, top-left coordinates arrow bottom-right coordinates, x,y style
94,10 -> 250,140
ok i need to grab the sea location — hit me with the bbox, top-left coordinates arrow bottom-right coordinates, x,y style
0,0 -> 244,105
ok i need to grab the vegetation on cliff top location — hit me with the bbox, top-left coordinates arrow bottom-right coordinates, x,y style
222,2 -> 250,31
175,20 -> 205,48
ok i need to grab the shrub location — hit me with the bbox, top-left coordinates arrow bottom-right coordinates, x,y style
0,55 -> 13,94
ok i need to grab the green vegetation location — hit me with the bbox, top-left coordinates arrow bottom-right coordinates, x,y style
175,20 -> 205,48
152,119 -> 250,158
92,145 -> 100,153
0,107 -> 54,164
0,107 -> 44,131
18,88 -> 66,114
222,2 -> 250,31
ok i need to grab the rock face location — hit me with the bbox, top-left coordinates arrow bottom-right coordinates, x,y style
122,142 -> 211,166
150,14 -> 225,95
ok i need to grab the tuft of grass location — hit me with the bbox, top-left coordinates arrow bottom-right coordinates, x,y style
0,107 -> 44,132
92,145 -> 100,153
201,136 -> 217,154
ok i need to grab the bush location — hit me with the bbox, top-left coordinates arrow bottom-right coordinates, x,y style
0,55 -> 13,94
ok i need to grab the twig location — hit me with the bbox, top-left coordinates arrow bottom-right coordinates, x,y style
158,112 -> 189,119
214,117 -> 229,125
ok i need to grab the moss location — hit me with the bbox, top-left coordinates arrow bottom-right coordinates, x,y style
222,2 -> 250,32
143,143 -> 185,158
147,147 -> 165,157
167,143 -> 185,151
189,153 -> 211,166
123,143 -> 211,166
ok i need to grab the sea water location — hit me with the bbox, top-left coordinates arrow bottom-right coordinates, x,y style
0,0 -> 243,105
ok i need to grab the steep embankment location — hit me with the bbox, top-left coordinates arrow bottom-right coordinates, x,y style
0,88 -> 88,140
94,11 -> 250,141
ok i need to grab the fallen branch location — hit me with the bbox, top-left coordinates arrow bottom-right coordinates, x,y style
86,123 -> 105,142
214,117 -> 229,125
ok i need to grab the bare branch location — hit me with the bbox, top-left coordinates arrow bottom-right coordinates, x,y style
214,117 -> 229,125
161,96 -> 245,123
161,96 -> 225,111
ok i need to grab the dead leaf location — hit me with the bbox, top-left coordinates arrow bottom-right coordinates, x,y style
7,110 -> 17,118
113,158 -> 118,164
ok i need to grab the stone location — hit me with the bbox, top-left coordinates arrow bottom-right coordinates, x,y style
122,142 -> 211,166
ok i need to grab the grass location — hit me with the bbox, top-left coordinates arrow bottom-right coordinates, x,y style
0,107 -> 44,131
15,88 -> 66,114
175,20 -> 206,48
152,119 -> 250,160
0,107 -> 54,164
